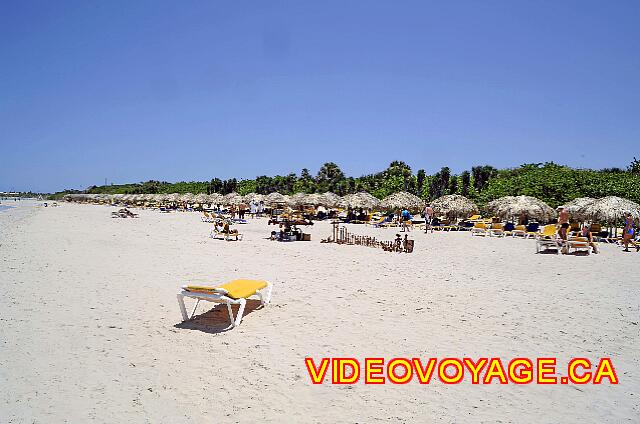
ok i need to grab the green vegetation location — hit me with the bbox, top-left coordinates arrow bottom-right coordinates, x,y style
50,160 -> 640,206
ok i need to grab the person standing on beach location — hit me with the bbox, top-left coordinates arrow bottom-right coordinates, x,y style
622,212 -> 636,252
401,208 -> 412,232
423,204 -> 433,233
558,206 -> 569,241
258,201 -> 265,217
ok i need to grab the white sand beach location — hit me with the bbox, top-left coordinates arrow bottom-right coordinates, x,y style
1,202 -> 638,423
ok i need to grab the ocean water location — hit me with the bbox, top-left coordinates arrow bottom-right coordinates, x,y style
0,205 -> 14,212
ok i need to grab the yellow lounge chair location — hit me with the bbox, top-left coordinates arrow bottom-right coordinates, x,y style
510,224 -> 527,238
177,279 -> 273,327
210,221 -> 243,241
536,224 -> 560,254
471,222 -> 488,236
566,236 -> 592,255
488,223 -> 505,237
468,214 -> 482,222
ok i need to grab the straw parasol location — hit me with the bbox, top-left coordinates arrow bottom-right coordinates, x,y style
264,192 -> 288,205
243,193 -> 264,203
320,192 -> 341,208
179,193 -> 196,204
339,192 -> 381,210
304,193 -> 325,206
207,193 -> 224,204
431,194 -> 478,219
563,197 -> 597,221
577,196 -> 640,224
486,195 -> 555,222
381,191 -> 424,212
288,192 -> 310,206
222,192 -> 243,205
194,193 -> 209,204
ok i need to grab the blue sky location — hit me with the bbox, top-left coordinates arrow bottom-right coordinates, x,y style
1,1 -> 639,192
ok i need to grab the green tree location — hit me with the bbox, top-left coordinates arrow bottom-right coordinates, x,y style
416,169 -> 426,196
460,171 -> 471,196
429,167 -> 450,200
629,157 -> 640,175
316,162 -> 345,193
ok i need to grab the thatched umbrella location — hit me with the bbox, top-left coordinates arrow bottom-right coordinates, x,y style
486,195 -> 555,222
166,193 -> 181,203
288,192 -> 309,206
578,196 -> 640,224
431,194 -> 478,219
320,192 -> 341,208
339,192 -> 381,210
178,193 -> 195,204
222,192 -> 243,205
265,192 -> 288,205
564,197 -> 597,221
381,191 -> 424,212
194,193 -> 209,204
304,193 -> 325,206
243,193 -> 264,203
207,193 -> 224,205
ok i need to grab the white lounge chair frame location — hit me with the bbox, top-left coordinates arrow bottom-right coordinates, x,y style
566,238 -> 592,255
488,225 -> 505,237
210,227 -> 243,241
471,225 -> 488,236
536,236 -> 561,254
177,282 -> 273,327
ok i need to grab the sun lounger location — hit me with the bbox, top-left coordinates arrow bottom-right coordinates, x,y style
471,222 -> 488,236
510,224 -> 527,238
488,223 -> 505,237
566,236 -> 592,255
210,225 -> 243,241
536,224 -> 560,254
202,211 -> 214,222
525,223 -> 540,238
177,280 -> 273,327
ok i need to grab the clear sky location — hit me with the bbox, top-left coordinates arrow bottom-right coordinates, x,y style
1,1 -> 639,192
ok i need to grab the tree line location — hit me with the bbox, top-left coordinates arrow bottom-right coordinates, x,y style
52,158 -> 640,207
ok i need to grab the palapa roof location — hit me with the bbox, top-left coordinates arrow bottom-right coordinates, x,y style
320,192 -> 341,208
288,192 -> 309,206
207,193 -> 224,204
563,197 -> 597,221
222,192 -> 243,205
242,193 -> 264,203
381,191 -> 424,211
486,195 -> 555,222
264,192 -> 288,205
577,196 -> 640,224
338,192 -> 381,210
431,194 -> 478,218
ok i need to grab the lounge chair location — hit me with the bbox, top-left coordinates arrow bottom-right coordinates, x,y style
510,224 -> 527,238
488,223 -> 505,237
536,224 -> 560,254
525,223 -> 540,238
177,280 -> 273,327
470,222 -> 488,236
468,214 -> 482,222
202,211 -> 214,223
566,236 -> 592,255
210,221 -> 243,241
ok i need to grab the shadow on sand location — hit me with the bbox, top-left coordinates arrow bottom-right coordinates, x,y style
174,299 -> 264,334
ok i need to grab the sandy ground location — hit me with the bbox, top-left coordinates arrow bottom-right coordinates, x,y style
1,202 -> 638,423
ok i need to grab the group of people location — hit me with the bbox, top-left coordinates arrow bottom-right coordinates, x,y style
226,201 -> 266,220
558,207 -> 639,253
